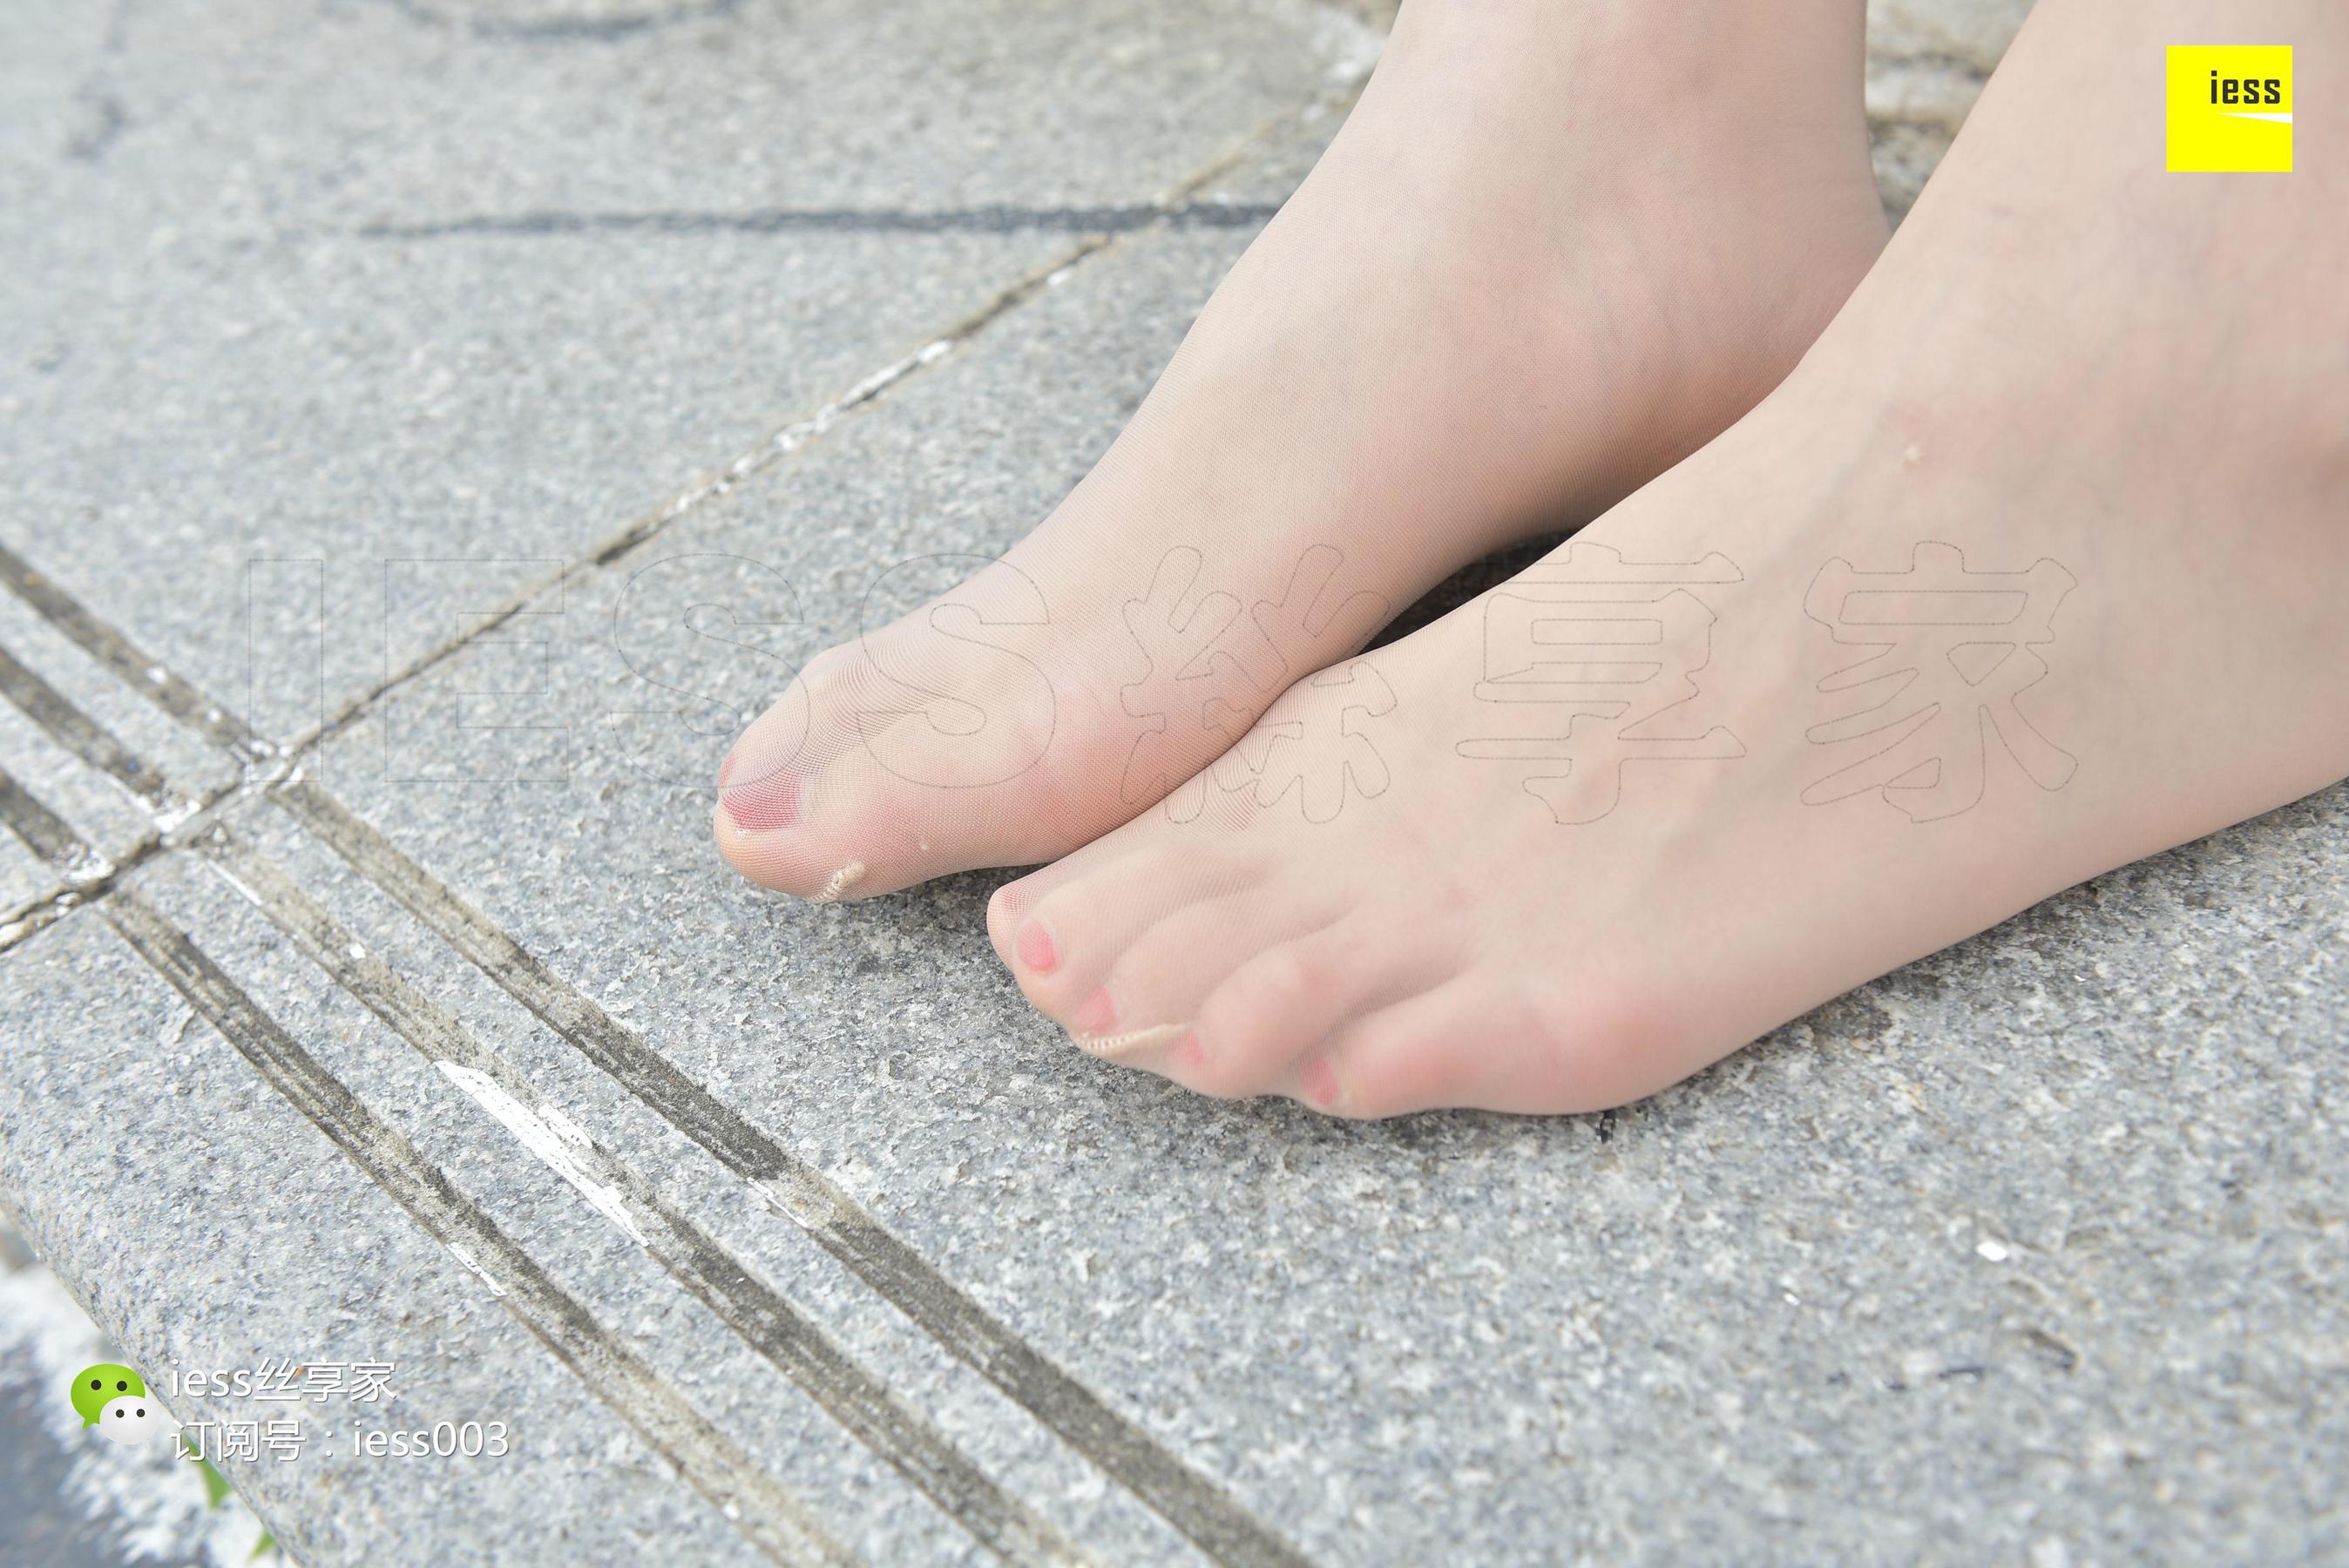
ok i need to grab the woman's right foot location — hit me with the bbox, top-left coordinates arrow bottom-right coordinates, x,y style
981,0 -> 2349,1117
714,0 -> 1889,900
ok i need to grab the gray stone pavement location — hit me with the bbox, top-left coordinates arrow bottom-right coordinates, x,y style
3,1 -> 2344,1564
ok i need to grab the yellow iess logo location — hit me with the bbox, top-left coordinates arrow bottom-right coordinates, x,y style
2167,46 -> 2293,172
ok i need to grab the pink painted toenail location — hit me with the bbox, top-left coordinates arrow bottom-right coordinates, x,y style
1015,922 -> 1058,975
1071,987 -> 1116,1035
721,774 -> 798,833
1299,1058 -> 1339,1109
1169,1031 -> 1205,1071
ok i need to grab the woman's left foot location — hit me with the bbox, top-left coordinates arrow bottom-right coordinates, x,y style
711,0 -> 1887,902
987,0 -> 2349,1114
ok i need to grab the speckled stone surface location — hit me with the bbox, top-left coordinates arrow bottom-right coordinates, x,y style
0,0 -> 1355,733
0,898 -> 767,1568
4,1 -> 2346,1565
1866,0 -> 2036,215
282,201 -> 2349,1565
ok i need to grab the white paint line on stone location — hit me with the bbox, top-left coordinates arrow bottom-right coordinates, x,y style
435,1063 -> 649,1248
444,1242 -> 508,1297
538,1104 -> 596,1149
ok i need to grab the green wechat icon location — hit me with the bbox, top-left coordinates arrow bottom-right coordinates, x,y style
71,1362 -> 172,1445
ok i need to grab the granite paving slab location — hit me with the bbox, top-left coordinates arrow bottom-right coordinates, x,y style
0,902 -> 769,1567
288,243 -> 2349,1568
4,2 -> 2344,1565
10,180 -> 2319,1563
0,0 -> 1366,741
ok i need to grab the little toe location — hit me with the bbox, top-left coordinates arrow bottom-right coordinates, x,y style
1184,910 -> 1455,1101
1296,977 -> 1502,1119
1308,971 -> 1658,1119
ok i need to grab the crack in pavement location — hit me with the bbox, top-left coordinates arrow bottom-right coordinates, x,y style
363,0 -> 748,45
354,200 -> 1288,241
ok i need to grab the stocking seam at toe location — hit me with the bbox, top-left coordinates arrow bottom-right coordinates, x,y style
808,861 -> 866,903
1071,1023 -> 1188,1060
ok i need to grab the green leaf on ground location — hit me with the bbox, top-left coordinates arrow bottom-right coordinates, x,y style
197,1456 -> 233,1509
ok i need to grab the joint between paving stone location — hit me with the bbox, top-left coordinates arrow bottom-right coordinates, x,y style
308,77 -> 1368,749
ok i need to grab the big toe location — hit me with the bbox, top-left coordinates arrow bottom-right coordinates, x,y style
711,645 -> 1092,901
